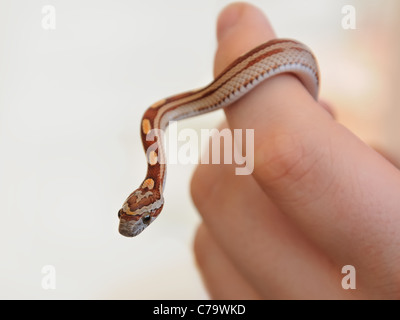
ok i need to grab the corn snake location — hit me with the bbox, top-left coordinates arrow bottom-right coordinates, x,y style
118,39 -> 320,237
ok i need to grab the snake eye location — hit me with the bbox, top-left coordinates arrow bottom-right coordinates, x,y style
143,214 -> 151,224
118,209 -> 123,219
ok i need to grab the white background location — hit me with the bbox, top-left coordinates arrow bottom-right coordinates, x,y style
0,0 -> 398,299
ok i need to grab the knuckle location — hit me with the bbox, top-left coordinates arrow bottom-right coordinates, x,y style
256,131 -> 328,202
258,132 -> 307,181
190,166 -> 208,211
193,225 -> 209,268
190,163 -> 223,214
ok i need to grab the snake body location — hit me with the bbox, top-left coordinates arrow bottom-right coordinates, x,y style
118,39 -> 320,237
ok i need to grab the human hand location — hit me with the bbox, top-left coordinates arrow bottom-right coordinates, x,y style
191,2 -> 400,300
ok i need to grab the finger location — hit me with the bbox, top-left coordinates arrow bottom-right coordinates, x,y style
215,2 -> 400,295
192,124 -> 348,299
194,224 -> 262,300
214,2 -> 276,77
372,146 -> 400,170
318,99 -> 336,119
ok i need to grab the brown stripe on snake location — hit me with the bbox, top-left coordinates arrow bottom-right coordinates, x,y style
146,41 -> 301,114
118,39 -> 320,237
152,43 -> 318,125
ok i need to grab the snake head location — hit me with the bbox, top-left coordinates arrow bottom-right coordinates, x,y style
118,189 -> 164,237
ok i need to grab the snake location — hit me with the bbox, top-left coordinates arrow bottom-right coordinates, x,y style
118,39 -> 320,237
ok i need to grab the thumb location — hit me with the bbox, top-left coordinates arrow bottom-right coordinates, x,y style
215,2 -> 400,284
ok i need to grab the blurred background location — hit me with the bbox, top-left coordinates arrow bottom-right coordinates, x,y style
0,0 -> 399,299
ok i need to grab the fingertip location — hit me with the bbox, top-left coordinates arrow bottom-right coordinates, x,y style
216,2 -> 244,42
214,2 -> 275,76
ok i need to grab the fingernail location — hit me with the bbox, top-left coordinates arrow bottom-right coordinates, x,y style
217,3 -> 245,42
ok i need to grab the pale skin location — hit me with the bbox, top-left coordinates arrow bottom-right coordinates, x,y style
191,3 -> 400,299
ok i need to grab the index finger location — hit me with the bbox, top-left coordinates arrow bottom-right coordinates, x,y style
216,2 -> 400,293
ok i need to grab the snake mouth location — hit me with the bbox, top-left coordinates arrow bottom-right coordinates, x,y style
119,219 -> 140,237
118,217 -> 153,237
